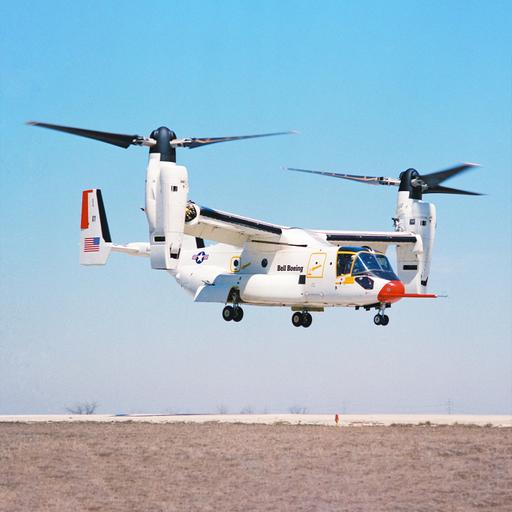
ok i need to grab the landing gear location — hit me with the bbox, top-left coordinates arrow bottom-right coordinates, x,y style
233,306 -> 244,322
292,311 -> 313,328
223,305 -> 234,321
302,312 -> 312,328
374,312 -> 390,326
292,312 -> 303,327
222,305 -> 244,322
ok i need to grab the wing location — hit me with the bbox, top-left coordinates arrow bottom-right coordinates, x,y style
184,201 -> 419,252
184,202 -> 285,246
315,229 -> 419,253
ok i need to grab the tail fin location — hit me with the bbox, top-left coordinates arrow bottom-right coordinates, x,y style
80,189 -> 112,265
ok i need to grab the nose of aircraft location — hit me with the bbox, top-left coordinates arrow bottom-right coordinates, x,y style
377,280 -> 405,303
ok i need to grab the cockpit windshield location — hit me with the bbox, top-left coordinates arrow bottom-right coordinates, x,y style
357,252 -> 382,272
375,254 -> 394,272
353,252 -> 398,280
337,248 -> 398,280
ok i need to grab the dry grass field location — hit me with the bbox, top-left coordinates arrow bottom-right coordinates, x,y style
0,422 -> 510,511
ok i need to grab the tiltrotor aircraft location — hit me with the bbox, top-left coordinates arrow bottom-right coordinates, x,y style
29,121 -> 481,327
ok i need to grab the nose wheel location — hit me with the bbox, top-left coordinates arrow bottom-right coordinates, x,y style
292,311 -> 312,328
223,305 -> 244,322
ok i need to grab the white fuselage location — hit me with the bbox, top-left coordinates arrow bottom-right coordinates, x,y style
173,230 -> 395,309
139,160 -> 430,310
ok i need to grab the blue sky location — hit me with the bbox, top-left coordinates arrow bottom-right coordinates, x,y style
1,1 -> 510,415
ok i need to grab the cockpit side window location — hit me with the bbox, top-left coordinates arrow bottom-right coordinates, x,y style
336,253 -> 353,276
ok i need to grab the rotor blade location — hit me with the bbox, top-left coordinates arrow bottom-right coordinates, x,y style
171,131 -> 297,149
27,121 -> 155,148
423,184 -> 483,196
421,162 -> 480,187
286,167 -> 400,186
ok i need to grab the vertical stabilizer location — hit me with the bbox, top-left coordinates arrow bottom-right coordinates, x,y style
80,189 -> 112,265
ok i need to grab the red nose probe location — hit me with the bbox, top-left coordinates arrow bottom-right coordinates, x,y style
378,280 -> 437,303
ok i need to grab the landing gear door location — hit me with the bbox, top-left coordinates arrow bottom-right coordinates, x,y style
306,252 -> 327,279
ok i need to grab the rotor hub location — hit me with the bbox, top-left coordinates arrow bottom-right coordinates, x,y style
399,168 -> 424,199
149,126 -> 177,162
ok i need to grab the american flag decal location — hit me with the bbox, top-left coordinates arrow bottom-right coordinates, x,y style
84,237 -> 100,252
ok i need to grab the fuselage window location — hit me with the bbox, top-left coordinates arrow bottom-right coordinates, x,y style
336,253 -> 353,276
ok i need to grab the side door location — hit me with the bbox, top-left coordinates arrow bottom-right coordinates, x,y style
305,252 -> 327,300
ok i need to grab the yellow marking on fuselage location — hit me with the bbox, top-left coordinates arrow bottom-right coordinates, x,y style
306,252 -> 327,278
241,262 -> 251,270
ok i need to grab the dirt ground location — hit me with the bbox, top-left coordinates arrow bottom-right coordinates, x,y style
0,423 -> 510,512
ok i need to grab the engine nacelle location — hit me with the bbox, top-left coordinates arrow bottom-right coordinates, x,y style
146,157 -> 189,270
395,191 -> 436,293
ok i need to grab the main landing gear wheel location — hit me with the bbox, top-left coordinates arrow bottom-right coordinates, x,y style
233,306 -> 244,322
223,305 -> 234,321
223,305 -> 244,322
302,312 -> 312,328
292,312 -> 313,328
374,314 -> 390,326
292,312 -> 303,327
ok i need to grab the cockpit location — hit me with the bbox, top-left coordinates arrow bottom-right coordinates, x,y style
336,246 -> 399,281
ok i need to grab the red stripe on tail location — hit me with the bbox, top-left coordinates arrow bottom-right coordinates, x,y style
81,190 -> 93,229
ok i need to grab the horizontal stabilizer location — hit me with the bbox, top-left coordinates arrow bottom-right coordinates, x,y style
111,243 -> 150,257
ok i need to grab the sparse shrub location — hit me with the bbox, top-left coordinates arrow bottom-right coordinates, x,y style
289,405 -> 308,414
65,401 -> 98,415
